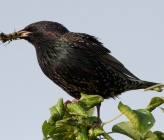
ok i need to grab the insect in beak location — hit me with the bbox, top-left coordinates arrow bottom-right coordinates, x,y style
0,30 -> 31,43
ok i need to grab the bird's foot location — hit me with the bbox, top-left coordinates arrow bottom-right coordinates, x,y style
64,98 -> 78,107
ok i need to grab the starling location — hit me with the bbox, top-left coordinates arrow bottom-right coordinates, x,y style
0,21 -> 161,122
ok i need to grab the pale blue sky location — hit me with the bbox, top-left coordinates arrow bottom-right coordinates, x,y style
0,1 -> 164,140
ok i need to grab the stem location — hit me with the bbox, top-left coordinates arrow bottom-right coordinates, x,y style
102,132 -> 114,140
102,113 -> 123,127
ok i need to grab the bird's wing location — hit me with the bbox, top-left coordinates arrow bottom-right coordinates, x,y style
61,32 -> 139,80
100,53 -> 140,80
61,32 -> 110,54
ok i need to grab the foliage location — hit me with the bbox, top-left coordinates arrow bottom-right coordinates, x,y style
42,94 -> 164,140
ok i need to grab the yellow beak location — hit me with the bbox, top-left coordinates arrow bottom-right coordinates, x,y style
15,30 -> 32,38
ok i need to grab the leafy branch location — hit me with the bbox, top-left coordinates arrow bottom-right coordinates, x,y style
42,94 -> 164,140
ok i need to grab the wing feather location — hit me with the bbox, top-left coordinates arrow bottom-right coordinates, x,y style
61,32 -> 139,80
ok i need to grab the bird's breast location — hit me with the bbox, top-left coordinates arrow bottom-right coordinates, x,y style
35,45 -> 129,99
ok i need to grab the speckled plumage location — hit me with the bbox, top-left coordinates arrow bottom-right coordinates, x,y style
19,21 -> 157,99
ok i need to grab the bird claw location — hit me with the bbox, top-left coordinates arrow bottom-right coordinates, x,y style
144,84 -> 164,92
64,98 -> 79,108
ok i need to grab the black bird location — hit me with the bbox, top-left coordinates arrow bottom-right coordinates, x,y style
0,21 -> 161,122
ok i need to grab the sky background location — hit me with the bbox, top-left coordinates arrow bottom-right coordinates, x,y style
0,1 -> 164,140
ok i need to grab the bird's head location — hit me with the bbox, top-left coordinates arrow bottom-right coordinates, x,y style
0,21 -> 69,46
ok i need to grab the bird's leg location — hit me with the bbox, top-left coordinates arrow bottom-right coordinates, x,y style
96,103 -> 101,125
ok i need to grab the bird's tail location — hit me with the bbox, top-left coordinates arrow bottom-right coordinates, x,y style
127,79 -> 164,92
140,80 -> 159,88
128,79 -> 163,92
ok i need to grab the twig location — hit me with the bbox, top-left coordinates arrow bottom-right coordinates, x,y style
102,113 -> 123,127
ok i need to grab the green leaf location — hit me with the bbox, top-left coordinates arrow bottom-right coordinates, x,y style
67,102 -> 87,117
154,131 -> 164,140
80,94 -> 103,107
89,126 -> 105,137
51,118 -> 80,135
118,102 -> 155,137
55,118 -> 78,128
112,121 -> 141,140
48,98 -> 64,124
112,122 -> 159,140
143,131 -> 159,140
42,121 -> 53,139
55,125 -> 79,134
87,116 -> 99,125
64,133 -> 76,140
134,109 -> 155,136
87,107 -> 95,117
79,93 -> 104,110
89,126 -> 114,139
50,134 -> 65,140
76,132 -> 88,140
52,119 -> 80,136
146,97 -> 164,112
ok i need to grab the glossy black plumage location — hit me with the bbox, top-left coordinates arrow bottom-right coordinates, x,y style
13,21 -> 157,100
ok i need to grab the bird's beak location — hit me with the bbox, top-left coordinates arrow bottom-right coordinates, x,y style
13,30 -> 32,38
0,30 -> 31,43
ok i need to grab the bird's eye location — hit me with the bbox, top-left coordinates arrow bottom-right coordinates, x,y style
25,26 -> 37,32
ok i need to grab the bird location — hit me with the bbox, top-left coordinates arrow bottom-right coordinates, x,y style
0,21 -> 161,123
